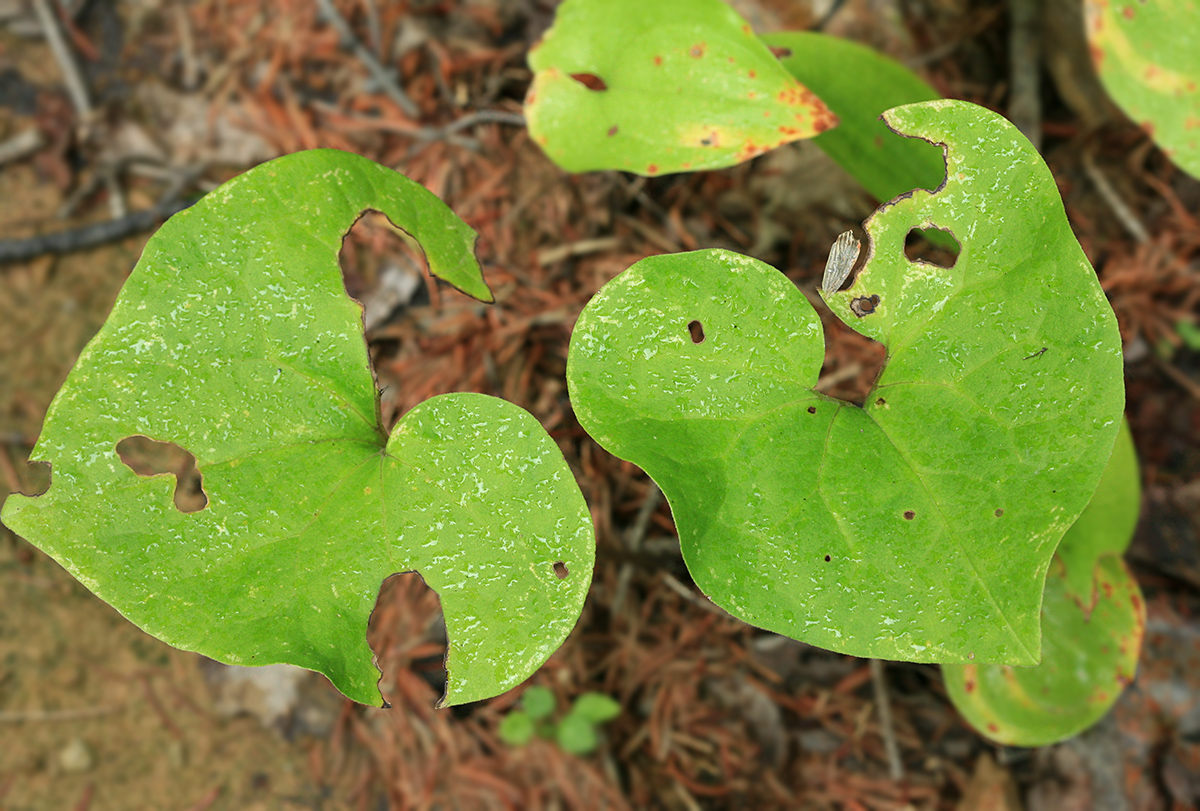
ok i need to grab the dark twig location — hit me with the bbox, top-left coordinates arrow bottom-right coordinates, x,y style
314,0 -> 420,119
0,198 -> 194,264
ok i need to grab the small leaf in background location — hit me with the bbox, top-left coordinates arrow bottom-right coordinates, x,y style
1055,419 -> 1141,608
943,554 -> 1145,747
567,101 -> 1124,665
556,712 -> 600,755
1085,0 -> 1200,179
570,692 -> 622,724
524,0 -> 837,176
521,685 -> 557,720
497,710 -> 535,746
0,149 -> 595,708
762,31 -> 946,203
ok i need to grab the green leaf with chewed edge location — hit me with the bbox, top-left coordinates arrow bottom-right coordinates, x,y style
1085,0 -> 1200,179
524,0 -> 837,177
942,554 -> 1145,747
761,31 -> 946,203
566,101 -> 1123,665
0,149 -> 593,707
1056,418 -> 1141,609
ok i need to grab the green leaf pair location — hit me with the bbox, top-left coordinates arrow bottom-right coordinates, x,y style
498,685 -> 622,756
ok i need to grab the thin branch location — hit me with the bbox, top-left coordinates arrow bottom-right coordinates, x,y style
1082,151 -> 1150,243
32,0 -> 91,118
0,198 -> 194,264
870,658 -> 905,781
314,0 -> 419,119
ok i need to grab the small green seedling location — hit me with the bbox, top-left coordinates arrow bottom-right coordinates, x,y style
1085,0 -> 1200,179
498,685 -> 622,756
0,149 -> 595,708
567,100 -> 1125,665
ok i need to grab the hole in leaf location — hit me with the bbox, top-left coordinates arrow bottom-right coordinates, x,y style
824,555 -> 831,562
553,561 -> 569,579
368,571 -> 448,709
338,211 -> 432,434
904,226 -> 961,268
904,510 -> 916,520
995,509 -> 1004,517
7,452 -> 50,496
569,72 -> 608,91
116,436 -> 207,513
850,294 -> 880,318
807,406 -> 817,414
688,320 -> 705,343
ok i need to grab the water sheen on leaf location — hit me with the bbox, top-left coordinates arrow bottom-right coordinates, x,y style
524,0 -> 837,176
566,101 -> 1123,665
0,149 -> 594,707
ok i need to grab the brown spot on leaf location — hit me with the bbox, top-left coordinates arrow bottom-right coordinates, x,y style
904,510 -> 915,520
653,55 -> 663,66
987,723 -> 999,733
570,73 -> 607,91
647,164 -> 659,175
607,125 -> 618,136
748,70 -> 756,79
689,43 -> 706,58
850,295 -> 880,318
807,406 -> 817,414
769,46 -> 792,58
1123,5 -> 1135,18
995,509 -> 1004,517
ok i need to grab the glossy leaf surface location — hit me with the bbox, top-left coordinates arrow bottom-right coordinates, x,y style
567,101 -> 1124,664
943,554 -> 1145,747
525,0 -> 836,176
1085,0 -> 1200,178
1,149 -> 594,707
762,31 -> 946,202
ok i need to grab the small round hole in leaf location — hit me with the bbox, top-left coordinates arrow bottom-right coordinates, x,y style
904,226 -> 961,268
553,561 -> 569,579
688,320 -> 705,343
904,510 -> 916,520
824,555 -> 831,562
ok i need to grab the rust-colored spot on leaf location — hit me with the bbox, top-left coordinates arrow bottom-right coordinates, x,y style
769,45 -> 792,59
607,125 -> 618,137
689,43 -> 706,58
647,164 -> 659,175
569,72 -> 608,91
987,723 -> 1000,733
1122,5 -> 1135,19
653,55 -> 663,66
748,70 -> 756,79
903,510 -> 915,521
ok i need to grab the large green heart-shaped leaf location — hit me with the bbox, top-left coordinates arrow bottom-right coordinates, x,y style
1085,0 -> 1200,179
566,101 -> 1123,664
0,149 -> 594,707
761,31 -> 945,203
942,554 -> 1145,746
524,0 -> 836,176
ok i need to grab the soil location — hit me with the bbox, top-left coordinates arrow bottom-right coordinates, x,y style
2,1 -> 1199,809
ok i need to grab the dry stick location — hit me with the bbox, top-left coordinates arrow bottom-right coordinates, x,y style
1007,0 -> 1043,151
314,0 -> 419,119
870,658 -> 904,781
0,128 -> 44,166
0,705 -> 123,723
31,0 -> 91,118
0,197 -> 193,263
611,482 -> 663,617
1082,152 -> 1150,244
